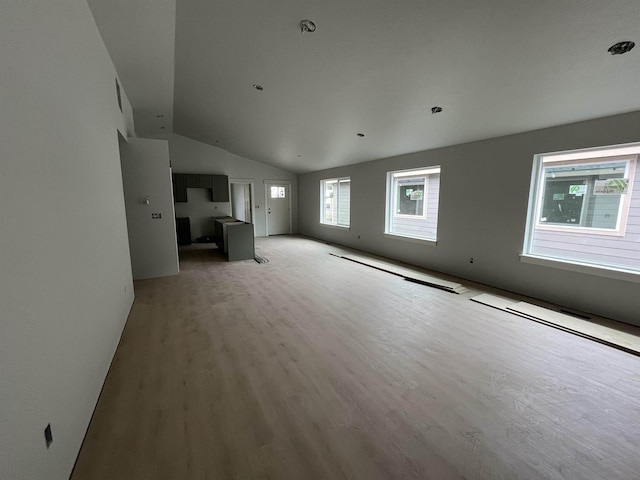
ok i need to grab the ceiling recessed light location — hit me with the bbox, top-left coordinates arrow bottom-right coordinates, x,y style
431,106 -> 443,114
253,84 -> 264,91
357,133 -> 365,137
300,19 -> 316,33
608,40 -> 635,55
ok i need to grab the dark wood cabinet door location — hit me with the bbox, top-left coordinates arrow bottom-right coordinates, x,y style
172,174 -> 188,202
199,175 -> 213,188
212,175 -> 229,202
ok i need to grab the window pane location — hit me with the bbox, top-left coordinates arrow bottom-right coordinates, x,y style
337,180 -> 350,225
320,178 -> 350,226
396,177 -> 425,216
540,179 -> 586,225
540,161 -> 626,228
324,180 -> 337,224
270,186 -> 279,198
278,187 -> 286,198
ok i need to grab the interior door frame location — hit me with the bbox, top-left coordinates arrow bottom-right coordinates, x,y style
229,178 -> 255,235
264,180 -> 292,236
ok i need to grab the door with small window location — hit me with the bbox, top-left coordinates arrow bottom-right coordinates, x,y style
266,183 -> 291,235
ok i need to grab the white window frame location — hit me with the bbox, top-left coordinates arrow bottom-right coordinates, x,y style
522,143 -> 640,281
531,154 -> 636,237
320,177 -> 350,228
393,176 -> 428,219
385,166 -> 440,244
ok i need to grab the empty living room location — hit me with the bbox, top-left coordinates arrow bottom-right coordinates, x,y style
2,1 -> 639,480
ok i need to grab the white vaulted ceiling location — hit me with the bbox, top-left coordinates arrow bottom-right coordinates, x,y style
89,0 -> 640,173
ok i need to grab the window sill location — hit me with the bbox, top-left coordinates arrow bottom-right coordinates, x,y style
535,224 -> 625,237
384,233 -> 437,246
320,223 -> 350,231
520,254 -> 640,283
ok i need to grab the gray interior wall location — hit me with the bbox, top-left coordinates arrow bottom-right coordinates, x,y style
168,134 -> 298,237
120,137 -> 179,279
0,2 -> 135,479
174,189 -> 231,240
298,111 -> 640,326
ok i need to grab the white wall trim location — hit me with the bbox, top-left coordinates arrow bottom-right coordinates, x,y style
320,223 -> 350,230
520,254 -> 640,283
383,233 -> 437,246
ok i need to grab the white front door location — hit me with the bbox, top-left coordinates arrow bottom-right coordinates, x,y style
266,183 -> 290,235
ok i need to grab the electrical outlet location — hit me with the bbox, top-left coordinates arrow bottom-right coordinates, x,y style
469,257 -> 474,264
44,423 -> 53,448
151,213 -> 162,219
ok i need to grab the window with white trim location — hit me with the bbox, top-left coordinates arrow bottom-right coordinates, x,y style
523,143 -> 640,274
320,177 -> 350,227
385,166 -> 441,241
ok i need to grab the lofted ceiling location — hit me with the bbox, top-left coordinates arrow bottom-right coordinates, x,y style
89,0 -> 640,174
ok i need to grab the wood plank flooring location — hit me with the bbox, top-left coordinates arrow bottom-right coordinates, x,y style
71,236 -> 640,480
471,293 -> 640,355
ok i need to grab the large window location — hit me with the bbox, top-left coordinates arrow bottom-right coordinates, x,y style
320,177 -> 350,227
523,143 -> 640,276
385,166 -> 441,242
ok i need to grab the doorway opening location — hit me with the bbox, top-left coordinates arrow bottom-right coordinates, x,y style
230,179 -> 255,233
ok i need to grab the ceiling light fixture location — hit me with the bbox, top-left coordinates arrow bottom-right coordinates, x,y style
431,106 -> 443,114
300,19 -> 316,33
608,41 -> 635,55
252,84 -> 264,91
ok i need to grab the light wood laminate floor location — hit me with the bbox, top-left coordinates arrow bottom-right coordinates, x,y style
71,236 -> 640,480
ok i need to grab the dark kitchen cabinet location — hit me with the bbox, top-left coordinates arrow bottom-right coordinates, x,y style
212,175 -> 229,202
172,174 -> 188,202
172,173 -> 229,203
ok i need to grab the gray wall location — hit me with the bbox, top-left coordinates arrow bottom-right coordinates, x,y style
168,134 -> 298,237
174,190 -> 231,240
0,2 -> 136,479
120,137 -> 179,279
299,111 -> 640,326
